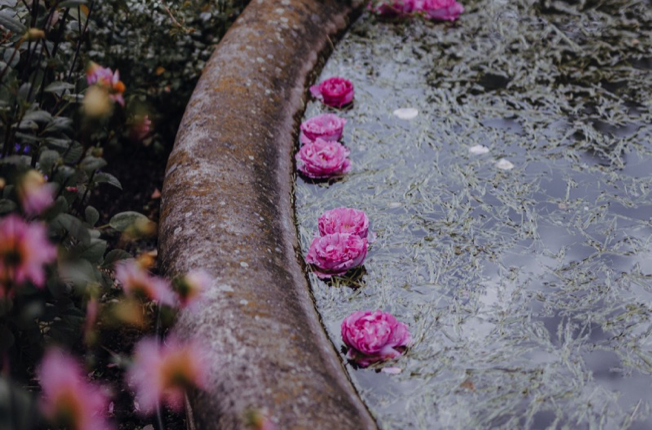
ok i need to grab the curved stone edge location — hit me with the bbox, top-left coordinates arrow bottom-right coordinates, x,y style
158,0 -> 376,429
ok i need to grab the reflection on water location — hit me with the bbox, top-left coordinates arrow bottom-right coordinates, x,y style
295,0 -> 652,428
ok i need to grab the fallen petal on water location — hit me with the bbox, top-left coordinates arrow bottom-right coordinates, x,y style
469,144 -> 489,155
393,108 -> 419,120
382,367 -> 403,374
496,158 -> 514,170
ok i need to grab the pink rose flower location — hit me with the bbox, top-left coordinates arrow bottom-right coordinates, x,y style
318,207 -> 370,239
341,310 -> 412,367
306,233 -> 368,279
173,269 -> 211,309
310,77 -> 354,108
421,0 -> 464,21
18,170 -> 55,216
370,0 -> 419,16
86,62 -> 126,106
295,138 -> 352,179
115,260 -> 176,306
38,349 -> 113,430
300,114 -> 347,144
0,214 -> 57,297
128,336 -> 208,414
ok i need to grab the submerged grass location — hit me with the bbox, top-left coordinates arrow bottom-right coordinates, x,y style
295,1 -> 652,428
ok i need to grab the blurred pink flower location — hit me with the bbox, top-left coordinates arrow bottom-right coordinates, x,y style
310,77 -> 354,108
341,310 -> 411,367
306,233 -> 368,279
173,269 -> 210,308
18,170 -> 54,216
295,139 -> 351,179
86,62 -> 126,106
38,349 -> 112,430
115,260 -> 176,306
0,214 -> 56,297
421,0 -> 464,21
300,114 -> 346,144
130,115 -> 152,141
370,0 -> 419,16
128,336 -> 208,414
318,207 -> 370,239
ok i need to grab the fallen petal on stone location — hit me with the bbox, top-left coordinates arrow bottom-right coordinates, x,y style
496,158 -> 514,170
469,144 -> 489,155
393,108 -> 419,120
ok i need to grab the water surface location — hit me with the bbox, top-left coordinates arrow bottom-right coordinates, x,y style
295,1 -> 652,428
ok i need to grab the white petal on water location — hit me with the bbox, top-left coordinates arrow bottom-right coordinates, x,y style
393,108 -> 419,120
496,158 -> 515,170
469,144 -> 490,155
381,367 -> 403,374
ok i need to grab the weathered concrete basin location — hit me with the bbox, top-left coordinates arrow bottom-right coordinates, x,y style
158,0 -> 375,429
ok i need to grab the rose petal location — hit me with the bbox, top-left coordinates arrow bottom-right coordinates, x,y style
496,158 -> 515,170
468,144 -> 489,155
393,108 -> 419,120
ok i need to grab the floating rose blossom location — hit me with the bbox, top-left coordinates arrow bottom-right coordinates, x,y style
421,0 -> 464,21
318,207 -> 370,239
300,114 -> 347,144
370,0 -> 419,16
115,260 -> 176,306
173,269 -> 211,308
306,233 -> 368,279
341,310 -> 411,367
310,77 -> 354,108
0,215 -> 57,297
295,139 -> 351,179
18,170 -> 55,216
128,336 -> 208,414
86,62 -> 125,106
38,349 -> 112,430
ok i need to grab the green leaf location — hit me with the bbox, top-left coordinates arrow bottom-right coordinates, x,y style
102,249 -> 132,267
22,109 -> 52,123
0,11 -> 26,35
44,81 -> 75,92
0,199 -> 16,215
42,195 -> 68,220
59,0 -> 88,7
94,172 -> 122,189
80,156 -> 107,174
63,142 -> 83,164
44,116 -> 73,133
38,149 -> 60,173
109,211 -> 147,232
52,213 -> 91,245
77,238 -> 107,265
85,205 -> 99,226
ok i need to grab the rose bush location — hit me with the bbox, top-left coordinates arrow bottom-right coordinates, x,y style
306,233 -> 368,278
310,77 -> 355,108
341,310 -> 411,367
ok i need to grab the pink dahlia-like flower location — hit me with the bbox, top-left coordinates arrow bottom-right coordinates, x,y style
310,77 -> 354,108
0,214 -> 57,297
341,310 -> 411,367
318,207 -> 370,239
370,0 -> 419,16
128,336 -> 208,414
306,233 -> 368,279
173,269 -> 210,308
86,62 -> 126,106
115,260 -> 176,306
295,139 -> 351,179
421,0 -> 464,21
38,349 -> 112,430
18,170 -> 55,216
300,114 -> 347,144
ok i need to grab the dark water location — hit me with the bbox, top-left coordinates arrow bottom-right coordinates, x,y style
295,1 -> 652,428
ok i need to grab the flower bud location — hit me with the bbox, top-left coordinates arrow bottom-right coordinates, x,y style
26,28 -> 45,40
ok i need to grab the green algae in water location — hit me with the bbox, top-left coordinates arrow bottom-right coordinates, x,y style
295,1 -> 652,428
